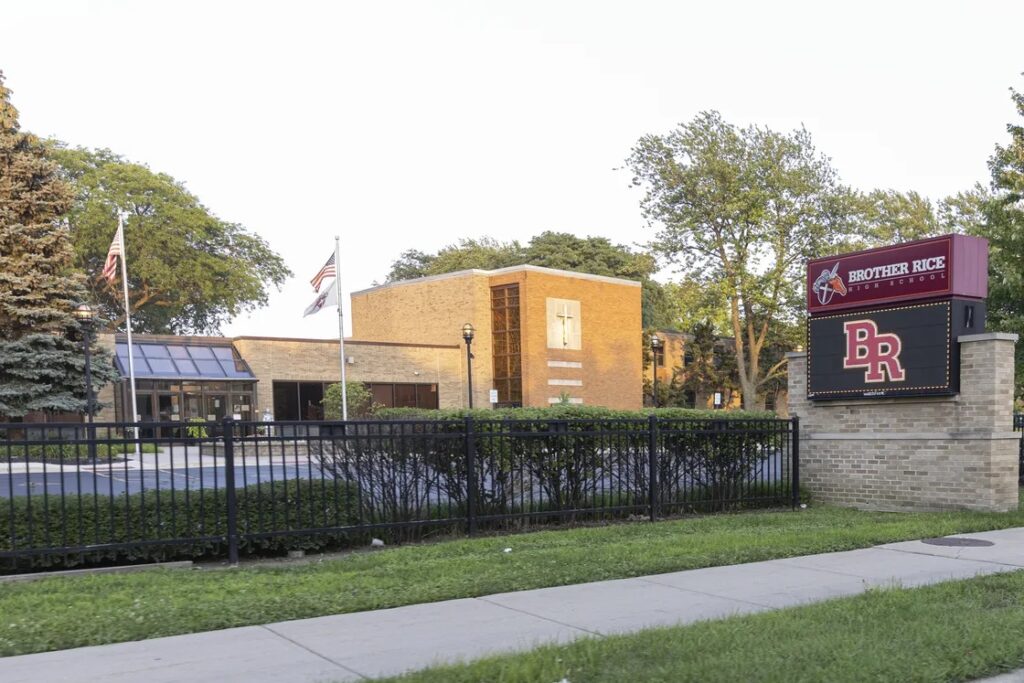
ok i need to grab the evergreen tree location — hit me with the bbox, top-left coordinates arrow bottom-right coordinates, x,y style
0,72 -> 117,417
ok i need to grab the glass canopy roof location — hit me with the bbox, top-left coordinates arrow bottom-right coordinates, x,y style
114,342 -> 255,380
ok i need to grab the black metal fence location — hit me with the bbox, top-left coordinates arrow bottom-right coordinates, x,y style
1,416 -> 798,573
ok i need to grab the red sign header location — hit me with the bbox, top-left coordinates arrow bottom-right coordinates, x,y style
807,234 -> 987,314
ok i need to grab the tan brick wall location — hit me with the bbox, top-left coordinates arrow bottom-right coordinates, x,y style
94,334 -> 463,421
95,333 -> 118,421
787,333 -> 1019,512
351,272 -> 490,407
495,269 -> 641,410
351,266 -> 643,410
232,338 -> 463,415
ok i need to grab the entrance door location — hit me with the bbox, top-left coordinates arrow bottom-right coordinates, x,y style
183,385 -> 202,421
205,394 -> 227,422
298,382 -> 324,420
135,394 -> 155,439
157,394 -> 182,439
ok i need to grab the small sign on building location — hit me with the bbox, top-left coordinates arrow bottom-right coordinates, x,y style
489,389 -> 499,404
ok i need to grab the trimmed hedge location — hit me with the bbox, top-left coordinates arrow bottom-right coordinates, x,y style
1,479 -> 360,572
312,407 -> 793,528
12,442 -> 159,462
373,405 -> 777,421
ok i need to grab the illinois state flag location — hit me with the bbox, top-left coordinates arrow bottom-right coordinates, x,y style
303,285 -> 337,317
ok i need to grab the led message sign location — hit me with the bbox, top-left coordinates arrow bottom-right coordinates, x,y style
806,299 -> 984,400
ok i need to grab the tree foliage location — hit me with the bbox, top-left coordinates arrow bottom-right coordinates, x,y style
675,321 -> 740,405
0,73 -> 117,417
976,82 -> 1024,398
51,146 -> 291,334
385,231 -> 673,326
855,189 -> 942,245
628,111 -> 856,409
322,382 -> 376,419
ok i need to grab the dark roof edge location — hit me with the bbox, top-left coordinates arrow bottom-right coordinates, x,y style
101,332 -> 459,351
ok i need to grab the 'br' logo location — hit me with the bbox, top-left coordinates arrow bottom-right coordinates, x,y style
843,320 -> 906,383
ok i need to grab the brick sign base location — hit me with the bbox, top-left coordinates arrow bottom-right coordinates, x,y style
787,333 -> 1019,512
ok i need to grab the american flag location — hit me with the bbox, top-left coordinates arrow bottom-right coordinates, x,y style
102,225 -> 123,283
310,252 -> 336,292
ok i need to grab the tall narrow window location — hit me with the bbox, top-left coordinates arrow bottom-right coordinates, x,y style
491,284 -> 522,405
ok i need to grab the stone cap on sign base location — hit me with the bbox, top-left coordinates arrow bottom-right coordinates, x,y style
958,332 -> 1018,343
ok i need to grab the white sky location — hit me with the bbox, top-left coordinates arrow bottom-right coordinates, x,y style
2,0 -> 1021,340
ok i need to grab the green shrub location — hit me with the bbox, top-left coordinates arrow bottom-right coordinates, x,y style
12,442 -> 159,462
185,418 -> 209,438
312,407 -> 792,526
372,405 -> 777,421
1,479 -> 360,572
323,381 -> 376,419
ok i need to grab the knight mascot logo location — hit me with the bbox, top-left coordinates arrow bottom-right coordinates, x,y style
812,262 -> 847,305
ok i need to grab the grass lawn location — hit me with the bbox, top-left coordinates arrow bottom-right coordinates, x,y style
2,493 -> 1024,657
381,571 -> 1024,683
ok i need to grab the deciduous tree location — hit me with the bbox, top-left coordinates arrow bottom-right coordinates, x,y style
52,146 -> 291,334
628,111 -> 856,409
975,82 -> 1024,398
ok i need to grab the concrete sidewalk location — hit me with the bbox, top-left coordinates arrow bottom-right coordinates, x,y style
3,528 -> 1024,682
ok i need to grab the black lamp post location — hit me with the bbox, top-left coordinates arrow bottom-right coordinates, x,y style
651,333 -> 662,408
462,323 -> 475,409
73,303 -> 98,461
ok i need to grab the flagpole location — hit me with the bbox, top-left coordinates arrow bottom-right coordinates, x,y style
118,214 -> 141,457
334,236 -> 348,421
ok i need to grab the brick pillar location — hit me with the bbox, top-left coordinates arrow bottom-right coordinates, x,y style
787,332 -> 1019,512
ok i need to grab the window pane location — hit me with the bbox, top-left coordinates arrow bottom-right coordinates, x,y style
141,344 -> 170,358
194,359 -> 226,377
173,358 -> 201,376
168,346 -> 190,359
394,384 -> 417,408
116,343 -> 145,358
131,358 -> 154,376
370,384 -> 393,408
273,381 -> 299,421
492,335 -> 507,356
415,384 -> 438,409
187,346 -> 215,359
147,358 -> 177,374
212,347 -> 235,361
220,360 -> 254,378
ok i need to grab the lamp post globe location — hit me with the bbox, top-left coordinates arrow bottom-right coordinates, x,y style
73,303 -> 96,323
650,334 -> 662,408
462,323 -> 475,408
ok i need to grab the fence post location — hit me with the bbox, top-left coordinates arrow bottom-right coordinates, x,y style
222,417 -> 240,565
648,414 -> 658,522
464,416 -> 477,536
791,416 -> 800,509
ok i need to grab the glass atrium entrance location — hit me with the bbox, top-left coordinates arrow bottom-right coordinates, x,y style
112,340 -> 257,438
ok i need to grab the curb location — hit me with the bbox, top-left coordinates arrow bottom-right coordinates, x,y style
0,560 -> 193,583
